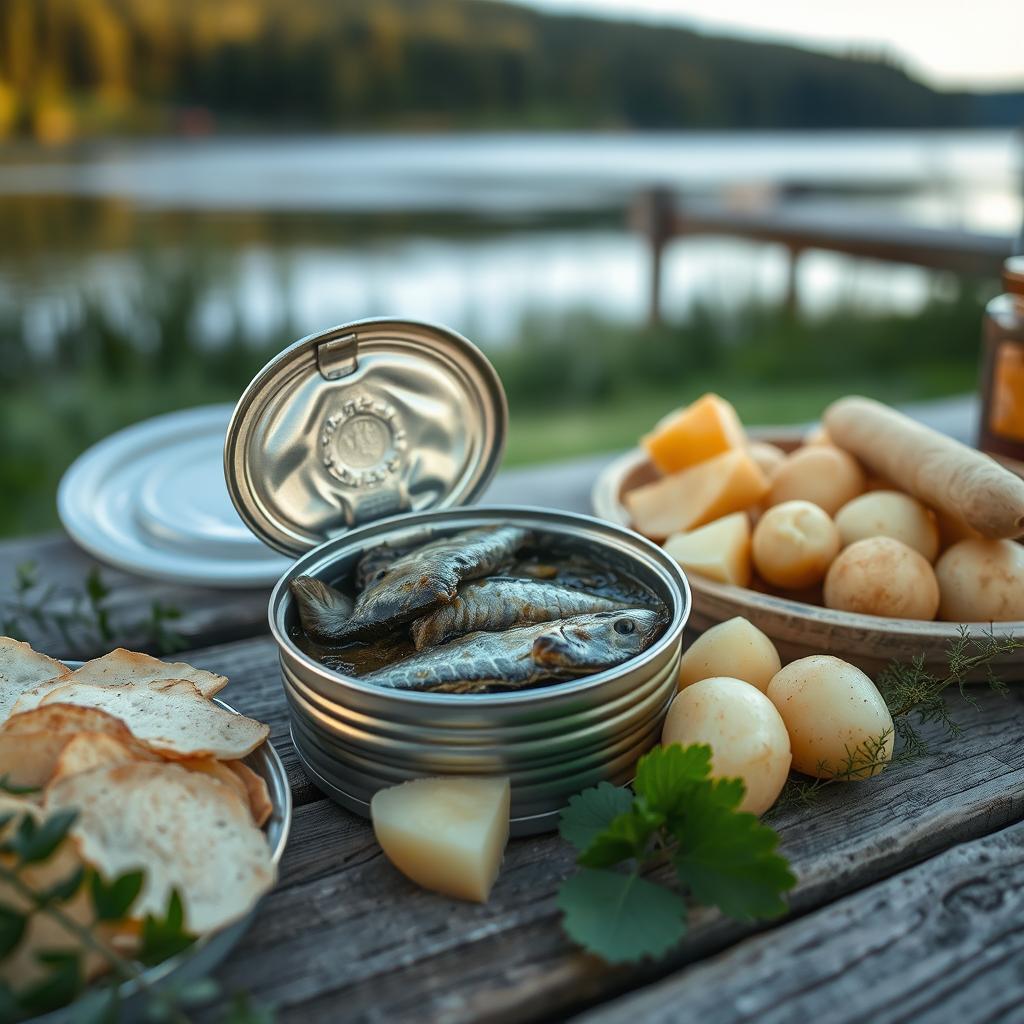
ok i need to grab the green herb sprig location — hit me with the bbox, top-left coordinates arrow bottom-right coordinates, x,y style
1,562 -> 184,657
0,803 -> 269,1023
556,744 -> 796,963
776,627 -> 1021,808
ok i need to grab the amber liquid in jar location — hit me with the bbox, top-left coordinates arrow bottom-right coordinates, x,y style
980,256 -> 1024,471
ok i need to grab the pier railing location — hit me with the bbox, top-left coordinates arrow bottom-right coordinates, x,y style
631,186 -> 1018,324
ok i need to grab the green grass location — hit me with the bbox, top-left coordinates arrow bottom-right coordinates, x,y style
504,367 -> 977,465
0,261 -> 992,536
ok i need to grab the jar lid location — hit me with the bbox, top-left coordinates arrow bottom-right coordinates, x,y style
1005,256 -> 1024,296
224,319 -> 507,557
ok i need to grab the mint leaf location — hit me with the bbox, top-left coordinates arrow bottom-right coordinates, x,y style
673,779 -> 796,920
558,868 -> 686,963
0,904 -> 25,957
90,869 -> 144,921
559,782 -> 634,852
577,810 -> 658,869
138,890 -> 194,966
634,743 -> 713,817
40,865 -> 86,905
13,809 -> 77,864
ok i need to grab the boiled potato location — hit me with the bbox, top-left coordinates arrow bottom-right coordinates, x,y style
767,445 -> 866,515
834,490 -> 939,562
803,424 -> 831,446
747,441 -> 787,480
766,656 -> 894,779
824,537 -> 939,620
677,616 -> 781,692
371,776 -> 510,902
934,539 -> 1024,622
752,500 -> 841,589
663,512 -> 751,587
662,677 -> 791,815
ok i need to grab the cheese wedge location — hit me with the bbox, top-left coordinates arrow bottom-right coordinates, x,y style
371,776 -> 510,903
642,393 -> 746,474
626,448 -> 769,540
664,512 -> 752,587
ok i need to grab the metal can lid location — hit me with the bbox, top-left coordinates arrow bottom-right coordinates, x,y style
224,319 -> 507,557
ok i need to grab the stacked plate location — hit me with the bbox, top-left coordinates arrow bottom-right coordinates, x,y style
58,406 -> 290,588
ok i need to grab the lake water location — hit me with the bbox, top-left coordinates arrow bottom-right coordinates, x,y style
1,130 -> 1020,347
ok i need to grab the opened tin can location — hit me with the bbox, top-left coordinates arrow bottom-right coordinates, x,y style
225,319 -> 690,834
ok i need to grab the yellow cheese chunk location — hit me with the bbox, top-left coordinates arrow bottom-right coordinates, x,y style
371,776 -> 510,903
663,512 -> 752,587
625,449 -> 769,540
642,393 -> 746,474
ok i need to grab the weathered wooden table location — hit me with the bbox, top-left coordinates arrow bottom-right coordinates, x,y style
4,401 -> 1023,1024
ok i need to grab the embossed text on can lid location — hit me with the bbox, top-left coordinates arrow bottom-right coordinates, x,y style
224,319 -> 507,556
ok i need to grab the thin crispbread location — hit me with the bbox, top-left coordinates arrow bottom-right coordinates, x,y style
11,648 -> 227,716
45,762 -> 276,934
227,760 -> 274,827
36,680 -> 269,760
0,637 -> 67,724
48,732 -> 158,785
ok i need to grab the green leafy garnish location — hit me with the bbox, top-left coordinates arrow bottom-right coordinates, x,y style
557,743 -> 796,964
557,869 -> 687,963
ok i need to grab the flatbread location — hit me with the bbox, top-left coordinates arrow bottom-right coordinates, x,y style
36,680 -> 269,760
227,760 -> 274,827
11,648 -> 227,716
1,703 -> 137,739
48,732 -> 158,784
0,637 -> 66,724
0,732 -> 79,789
45,762 -> 276,933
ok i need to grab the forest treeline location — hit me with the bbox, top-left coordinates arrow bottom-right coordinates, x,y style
0,0 -> 1020,142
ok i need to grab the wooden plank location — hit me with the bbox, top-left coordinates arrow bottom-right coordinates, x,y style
578,818 -> 1024,1024
661,198 -> 1014,277
179,635 -> 1024,1023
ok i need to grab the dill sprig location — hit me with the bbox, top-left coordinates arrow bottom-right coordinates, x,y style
774,627 -> 1021,811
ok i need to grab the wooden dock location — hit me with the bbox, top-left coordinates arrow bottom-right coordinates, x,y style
631,187 -> 1018,323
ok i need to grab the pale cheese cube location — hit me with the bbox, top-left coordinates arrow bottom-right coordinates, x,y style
643,393 -> 746,474
625,448 -> 769,540
663,512 -> 751,587
371,776 -> 510,903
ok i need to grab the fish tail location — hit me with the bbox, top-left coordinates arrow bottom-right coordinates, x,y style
289,576 -> 354,642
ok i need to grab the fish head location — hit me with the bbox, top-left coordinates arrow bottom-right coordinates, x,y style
530,609 -> 664,673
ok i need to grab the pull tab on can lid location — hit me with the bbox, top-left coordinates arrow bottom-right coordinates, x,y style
224,319 -> 507,557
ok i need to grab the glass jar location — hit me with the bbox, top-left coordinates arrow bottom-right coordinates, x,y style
979,256 -> 1024,470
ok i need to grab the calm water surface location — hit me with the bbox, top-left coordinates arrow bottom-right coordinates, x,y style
1,130 -> 1020,347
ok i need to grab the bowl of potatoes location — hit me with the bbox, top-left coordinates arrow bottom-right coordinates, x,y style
592,393 -> 1024,678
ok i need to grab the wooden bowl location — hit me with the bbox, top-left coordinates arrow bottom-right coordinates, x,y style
591,434 -> 1024,680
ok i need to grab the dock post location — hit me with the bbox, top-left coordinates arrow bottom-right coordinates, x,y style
631,187 -> 675,327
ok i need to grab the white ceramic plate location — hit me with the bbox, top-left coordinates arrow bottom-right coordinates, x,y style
57,405 -> 291,588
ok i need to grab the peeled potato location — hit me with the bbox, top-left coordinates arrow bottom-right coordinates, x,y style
803,424 -> 831,446
747,442 -> 787,480
663,512 -> 751,587
752,500 -> 841,589
834,490 -> 940,562
371,777 -> 510,903
934,539 -> 1024,622
662,677 -> 791,815
767,445 -> 866,515
824,537 -> 939,620
678,617 -> 781,692
766,656 -> 894,779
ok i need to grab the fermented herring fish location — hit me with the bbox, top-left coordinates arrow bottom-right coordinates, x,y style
291,526 -> 534,644
362,608 -> 664,692
409,576 -> 633,650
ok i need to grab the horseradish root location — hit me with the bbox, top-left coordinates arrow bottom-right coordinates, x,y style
824,396 -> 1024,539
